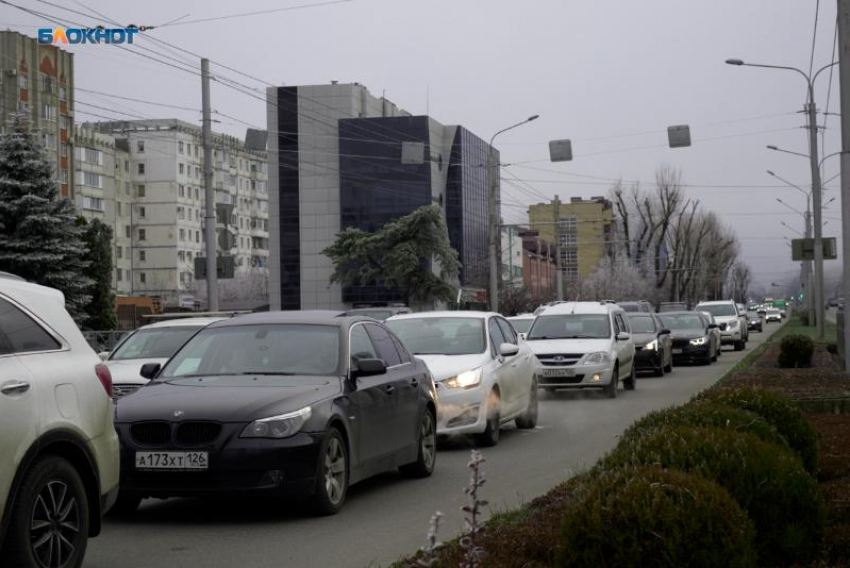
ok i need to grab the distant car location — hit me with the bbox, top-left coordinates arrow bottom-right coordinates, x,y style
617,301 -> 654,314
765,308 -> 782,323
341,306 -> 412,321
387,312 -> 537,446
829,298 -> 840,308
103,317 -> 224,400
114,311 -> 437,516
0,274 -> 119,567
694,301 -> 747,351
507,314 -> 536,339
658,311 -> 720,365
659,302 -> 689,313
626,313 -> 673,376
746,311 -> 764,332
523,302 -> 636,398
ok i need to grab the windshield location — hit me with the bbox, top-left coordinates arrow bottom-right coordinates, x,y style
527,314 -> 611,340
110,327 -> 203,361
767,309 -> 780,314
348,309 -> 393,321
618,303 -> 640,313
697,304 -> 737,317
659,314 -> 705,330
508,318 -> 534,334
627,316 -> 657,334
158,324 -> 340,378
386,317 -> 485,355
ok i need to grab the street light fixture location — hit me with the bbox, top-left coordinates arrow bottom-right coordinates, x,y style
727,57 -> 838,339
781,221 -> 805,237
488,114 -> 540,312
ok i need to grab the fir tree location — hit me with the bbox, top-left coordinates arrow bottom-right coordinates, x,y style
77,217 -> 118,330
0,115 -> 93,322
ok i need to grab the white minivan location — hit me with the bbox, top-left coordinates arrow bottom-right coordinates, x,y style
524,302 -> 636,398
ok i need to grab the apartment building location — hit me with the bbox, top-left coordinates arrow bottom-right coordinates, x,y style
90,119 -> 269,309
0,30 -> 75,197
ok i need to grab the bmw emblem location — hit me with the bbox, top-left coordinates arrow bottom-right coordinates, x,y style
173,410 -> 184,418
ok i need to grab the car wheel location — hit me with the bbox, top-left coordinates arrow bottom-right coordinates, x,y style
107,491 -> 142,516
515,379 -> 538,429
400,409 -> 437,478
604,365 -> 619,398
664,352 -> 673,373
4,455 -> 90,568
624,364 -> 637,390
311,429 -> 348,515
654,356 -> 665,377
476,391 -> 501,447
711,345 -> 718,362
734,340 -> 745,351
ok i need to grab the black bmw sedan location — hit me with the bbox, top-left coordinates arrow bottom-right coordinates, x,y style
112,311 -> 438,515
657,311 -> 720,365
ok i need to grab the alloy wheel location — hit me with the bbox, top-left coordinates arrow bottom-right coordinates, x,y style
324,437 -> 346,506
30,480 -> 80,568
421,412 -> 436,469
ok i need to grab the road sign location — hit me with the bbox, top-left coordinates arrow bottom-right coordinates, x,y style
549,139 -> 573,162
791,237 -> 838,261
194,256 -> 235,279
667,125 -> 691,148
218,229 -> 235,251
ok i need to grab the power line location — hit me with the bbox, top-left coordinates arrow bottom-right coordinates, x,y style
158,0 -> 355,28
809,0 -> 821,79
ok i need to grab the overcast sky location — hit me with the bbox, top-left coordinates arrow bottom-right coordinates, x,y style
4,0 -> 844,294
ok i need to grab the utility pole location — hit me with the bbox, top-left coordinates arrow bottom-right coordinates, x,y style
805,209 -> 815,325
838,0 -> 850,368
554,195 -> 564,301
201,58 -> 218,311
807,94 -> 826,340
487,147 -> 499,312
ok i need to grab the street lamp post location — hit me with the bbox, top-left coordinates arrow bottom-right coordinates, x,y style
727,58 -> 838,340
488,115 -> 539,313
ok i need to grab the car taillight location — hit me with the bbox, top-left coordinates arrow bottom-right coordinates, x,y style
95,364 -> 113,398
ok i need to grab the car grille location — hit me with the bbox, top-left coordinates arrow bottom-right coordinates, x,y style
112,384 -> 142,400
672,339 -> 691,349
131,422 -> 171,446
536,353 -> 584,367
175,422 -> 222,446
539,375 -> 584,385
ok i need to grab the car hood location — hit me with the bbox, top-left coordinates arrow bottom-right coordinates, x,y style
524,338 -> 612,355
668,329 -> 708,340
631,332 -> 658,346
710,315 -> 738,324
105,358 -> 168,385
114,375 -> 341,423
414,354 -> 490,382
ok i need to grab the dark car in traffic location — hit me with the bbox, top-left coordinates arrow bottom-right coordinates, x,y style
658,311 -> 719,365
112,311 -> 437,515
617,300 -> 654,314
626,312 -> 673,376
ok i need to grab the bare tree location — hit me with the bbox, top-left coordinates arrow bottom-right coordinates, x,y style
727,261 -> 752,304
582,256 -> 654,301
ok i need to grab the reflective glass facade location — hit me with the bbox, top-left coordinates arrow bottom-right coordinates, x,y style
276,87 -> 301,310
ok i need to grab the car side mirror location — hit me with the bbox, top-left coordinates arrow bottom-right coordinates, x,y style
499,343 -> 520,357
707,323 -> 718,330
616,332 -> 631,342
353,358 -> 387,378
98,351 -> 110,362
658,329 -> 671,337
140,363 -> 161,380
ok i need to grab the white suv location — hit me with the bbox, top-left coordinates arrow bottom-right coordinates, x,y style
0,275 -> 119,568
694,300 -> 748,351
524,302 -> 636,398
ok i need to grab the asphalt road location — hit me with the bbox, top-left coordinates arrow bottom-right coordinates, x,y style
84,324 -> 779,568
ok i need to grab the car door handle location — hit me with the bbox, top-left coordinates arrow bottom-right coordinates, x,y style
1,381 -> 30,396
384,385 -> 396,394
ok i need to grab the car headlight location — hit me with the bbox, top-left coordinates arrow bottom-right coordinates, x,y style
581,352 -> 612,365
644,339 -> 658,351
689,337 -> 707,346
241,406 -> 312,439
444,368 -> 483,389
728,320 -> 739,329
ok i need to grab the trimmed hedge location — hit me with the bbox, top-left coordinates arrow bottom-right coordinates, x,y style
601,426 -> 825,567
557,466 -> 757,568
619,402 -> 789,450
698,386 -> 818,474
778,333 -> 815,368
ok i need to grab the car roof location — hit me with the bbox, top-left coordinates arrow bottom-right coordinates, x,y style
206,310 -> 382,329
657,311 -> 701,316
538,302 -> 621,316
138,317 -> 226,329
387,310 -> 497,321
695,300 -> 735,305
508,313 -> 536,320
625,312 -> 655,317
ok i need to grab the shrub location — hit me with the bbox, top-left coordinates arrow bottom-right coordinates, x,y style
698,386 -> 818,474
619,402 -> 789,450
778,334 -> 815,368
601,426 -> 825,567
827,342 -> 838,355
557,466 -> 757,568
799,312 -> 810,326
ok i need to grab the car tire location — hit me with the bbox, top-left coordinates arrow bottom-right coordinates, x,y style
515,379 -> 538,429
311,428 -> 348,516
734,340 -> 745,351
664,353 -> 673,373
604,366 -> 619,398
653,357 -> 665,377
4,455 -> 90,568
107,491 -> 142,516
400,409 -> 437,478
624,364 -> 636,390
711,346 -> 718,362
476,391 -> 501,447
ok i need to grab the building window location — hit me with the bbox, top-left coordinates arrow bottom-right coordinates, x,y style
179,163 -> 185,175
60,116 -> 70,130
179,228 -> 185,241
18,74 -> 28,89
137,140 -> 145,153
83,171 -> 101,188
179,184 -> 185,198
138,229 -> 146,241
41,132 -> 56,150
139,250 -> 146,262
125,226 -> 131,238
59,169 -> 68,183
195,166 -> 200,179
116,269 -> 122,282
138,206 -> 146,218
177,206 -> 185,220
41,103 -> 56,121
137,185 -> 145,197
178,250 -> 185,262
83,147 -> 102,165
196,231 -> 200,243
178,141 -> 184,154
195,187 -> 200,200
40,74 -> 53,94
562,249 -> 578,265
564,266 -> 579,282
194,145 -> 199,158
137,163 -> 145,175
117,246 -> 123,259
139,272 -> 146,284
60,143 -> 68,157
82,196 -> 104,211
58,85 -> 66,101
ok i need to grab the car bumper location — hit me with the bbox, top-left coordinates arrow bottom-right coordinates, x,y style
115,424 -> 323,498
719,328 -> 742,343
766,316 -> 781,322
434,385 -> 489,435
534,363 -> 615,389
671,344 -> 710,363
634,349 -> 663,371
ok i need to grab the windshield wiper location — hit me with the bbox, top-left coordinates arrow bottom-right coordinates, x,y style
239,371 -> 298,376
